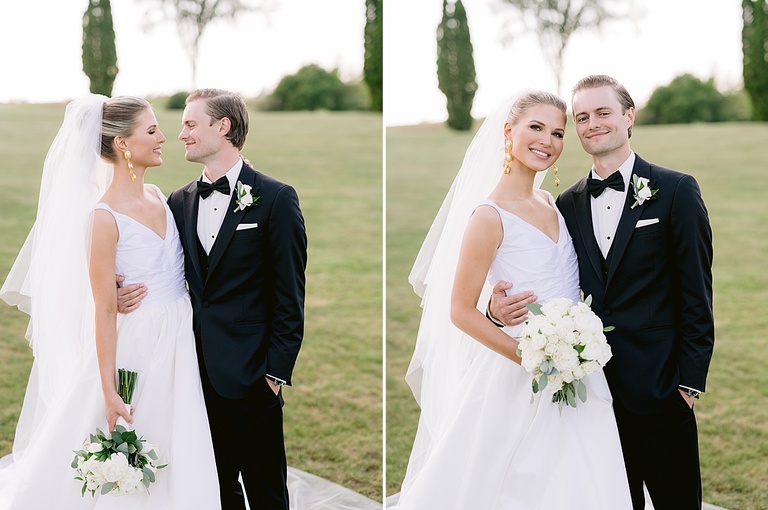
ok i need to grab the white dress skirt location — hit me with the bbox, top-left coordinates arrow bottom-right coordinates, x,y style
392,197 -> 633,510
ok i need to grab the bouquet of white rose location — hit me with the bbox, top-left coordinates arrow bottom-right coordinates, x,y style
72,368 -> 166,496
516,296 -> 613,412
72,425 -> 165,496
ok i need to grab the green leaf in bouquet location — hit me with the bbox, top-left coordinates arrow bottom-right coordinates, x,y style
603,326 -> 615,332
117,442 -> 129,453
526,302 -> 543,315
71,455 -> 80,469
538,373 -> 549,392
574,344 -> 585,354
583,294 -> 593,307
101,440 -> 114,449
539,359 -> 551,374
577,380 -> 588,403
143,466 -> 156,485
146,449 -> 158,461
100,482 -> 115,495
122,429 -> 138,443
565,384 -> 576,408
111,430 -> 125,444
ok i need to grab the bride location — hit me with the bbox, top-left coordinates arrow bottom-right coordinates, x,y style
0,95 -> 220,508
390,91 -> 633,509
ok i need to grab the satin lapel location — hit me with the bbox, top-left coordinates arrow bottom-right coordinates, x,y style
182,184 -> 204,285
571,178 -> 605,284
206,164 -> 260,281
605,159 -> 653,287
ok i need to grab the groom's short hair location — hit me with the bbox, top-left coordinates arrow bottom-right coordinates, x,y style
187,89 -> 249,149
572,75 -> 635,138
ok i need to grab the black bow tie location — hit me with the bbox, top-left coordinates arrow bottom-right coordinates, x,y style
197,176 -> 230,199
586,171 -> 625,198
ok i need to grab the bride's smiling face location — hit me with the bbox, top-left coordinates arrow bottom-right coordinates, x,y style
505,104 -> 566,173
124,108 -> 166,168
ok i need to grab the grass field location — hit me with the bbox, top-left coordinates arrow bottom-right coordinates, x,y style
0,103 -> 383,501
386,120 -> 768,509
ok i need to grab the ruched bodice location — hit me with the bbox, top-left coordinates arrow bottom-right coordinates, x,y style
94,185 -> 186,308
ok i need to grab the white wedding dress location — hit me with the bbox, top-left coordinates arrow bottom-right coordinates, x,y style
0,185 -> 220,509
391,196 -> 632,509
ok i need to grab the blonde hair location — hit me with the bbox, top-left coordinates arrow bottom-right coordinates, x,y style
100,96 -> 151,162
507,91 -> 567,125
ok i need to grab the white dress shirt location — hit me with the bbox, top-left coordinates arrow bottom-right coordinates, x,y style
590,152 -> 635,259
197,162 -> 242,254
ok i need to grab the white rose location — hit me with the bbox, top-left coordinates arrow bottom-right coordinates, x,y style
552,343 -> 579,372
547,372 -> 564,392
572,365 -> 586,380
530,333 -> 547,351
540,323 -> 557,337
102,453 -> 130,483
582,360 -> 600,374
521,349 -> 546,373
560,370 -> 575,383
239,193 -> 253,206
544,341 -> 559,356
86,442 -> 103,454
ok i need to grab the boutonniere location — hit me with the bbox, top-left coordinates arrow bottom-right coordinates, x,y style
233,181 -> 259,213
631,174 -> 659,209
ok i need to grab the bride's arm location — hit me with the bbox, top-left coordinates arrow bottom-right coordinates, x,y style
89,210 -> 133,431
451,206 -> 522,364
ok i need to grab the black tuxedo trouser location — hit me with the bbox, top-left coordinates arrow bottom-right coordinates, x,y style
613,391 -> 701,510
200,368 -> 289,510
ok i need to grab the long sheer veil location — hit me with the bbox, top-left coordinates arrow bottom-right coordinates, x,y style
397,93 -> 547,499
0,94 -> 111,460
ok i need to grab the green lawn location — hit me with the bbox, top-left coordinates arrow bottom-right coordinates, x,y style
0,104 -> 383,501
386,120 -> 768,509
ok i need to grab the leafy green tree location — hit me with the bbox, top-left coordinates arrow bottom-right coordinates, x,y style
643,74 -> 722,124
437,0 -> 477,131
364,0 -> 382,112
82,0 -> 119,96
742,0 -> 768,120
498,0 -> 630,96
640,74 -> 745,124
269,64 -> 349,111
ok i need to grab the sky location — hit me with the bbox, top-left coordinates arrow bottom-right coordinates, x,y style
385,0 -> 744,125
0,0 -> 365,103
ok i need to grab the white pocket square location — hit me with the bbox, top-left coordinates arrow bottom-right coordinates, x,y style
236,223 -> 258,230
635,218 -> 659,228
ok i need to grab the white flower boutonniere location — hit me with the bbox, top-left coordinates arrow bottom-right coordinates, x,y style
233,181 -> 259,213
631,174 -> 659,209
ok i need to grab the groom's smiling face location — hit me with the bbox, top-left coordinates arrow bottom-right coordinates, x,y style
179,99 -> 226,164
572,86 -> 634,157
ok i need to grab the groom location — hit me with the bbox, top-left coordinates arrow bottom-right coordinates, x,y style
122,89 -> 307,510
490,75 -> 714,510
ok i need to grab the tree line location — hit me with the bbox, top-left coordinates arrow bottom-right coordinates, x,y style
81,0 -> 382,112
439,0 -> 768,129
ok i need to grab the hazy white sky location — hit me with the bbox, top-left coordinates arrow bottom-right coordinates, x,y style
0,0 -> 365,103
385,0 -> 744,125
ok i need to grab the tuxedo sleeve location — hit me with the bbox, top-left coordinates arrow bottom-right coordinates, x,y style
266,185 -> 307,385
670,174 -> 714,391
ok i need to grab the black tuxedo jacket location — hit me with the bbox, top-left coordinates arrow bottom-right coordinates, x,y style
556,154 -> 714,414
168,163 -> 307,399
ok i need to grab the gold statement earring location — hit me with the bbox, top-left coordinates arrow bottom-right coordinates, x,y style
124,150 -> 136,182
503,140 -> 513,174
553,164 -> 560,187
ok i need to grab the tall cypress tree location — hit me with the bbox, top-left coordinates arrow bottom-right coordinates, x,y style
437,0 -> 477,130
743,0 -> 768,120
82,0 -> 119,96
364,0 -> 383,112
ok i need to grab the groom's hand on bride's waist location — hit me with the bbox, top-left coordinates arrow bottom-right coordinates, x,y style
116,274 -> 147,314
487,281 -> 537,328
